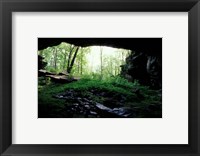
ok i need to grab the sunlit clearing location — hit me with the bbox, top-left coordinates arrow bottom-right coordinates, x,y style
86,46 -> 128,73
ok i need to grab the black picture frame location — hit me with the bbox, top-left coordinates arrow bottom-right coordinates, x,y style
0,0 -> 200,155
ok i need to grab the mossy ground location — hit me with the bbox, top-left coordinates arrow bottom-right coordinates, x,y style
38,77 -> 162,118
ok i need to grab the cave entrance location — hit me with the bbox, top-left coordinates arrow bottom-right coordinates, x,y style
38,42 -> 131,80
74,45 -> 131,79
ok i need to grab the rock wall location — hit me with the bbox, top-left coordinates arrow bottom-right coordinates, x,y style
121,51 -> 162,89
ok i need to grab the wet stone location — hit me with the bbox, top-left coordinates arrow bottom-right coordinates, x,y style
90,111 -> 97,115
73,103 -> 79,106
54,89 -> 140,118
84,105 -> 90,109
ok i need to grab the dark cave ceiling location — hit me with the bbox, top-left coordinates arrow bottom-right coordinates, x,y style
38,38 -> 162,56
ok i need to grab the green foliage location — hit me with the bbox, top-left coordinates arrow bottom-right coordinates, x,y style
39,76 -> 160,105
47,67 -> 57,73
94,48 -> 131,79
38,43 -> 131,79
38,75 -> 161,118
38,42 -> 91,75
38,77 -> 51,86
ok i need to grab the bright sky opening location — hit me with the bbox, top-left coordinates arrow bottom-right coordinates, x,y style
86,46 -> 126,72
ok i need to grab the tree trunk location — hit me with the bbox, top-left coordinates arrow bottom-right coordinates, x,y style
50,48 -> 55,67
80,49 -> 83,75
121,51 -> 124,64
115,66 -> 117,76
54,47 -> 57,70
110,61 -> 113,76
77,61 -> 80,74
67,45 -> 75,73
100,47 -> 103,77
68,46 -> 80,73
63,49 -> 67,70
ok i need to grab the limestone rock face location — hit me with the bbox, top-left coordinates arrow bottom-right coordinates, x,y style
146,55 -> 162,89
121,52 -> 162,89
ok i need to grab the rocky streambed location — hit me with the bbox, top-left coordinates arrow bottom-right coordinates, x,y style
53,88 -> 161,118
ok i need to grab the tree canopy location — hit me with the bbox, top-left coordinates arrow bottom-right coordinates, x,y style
38,42 -> 131,79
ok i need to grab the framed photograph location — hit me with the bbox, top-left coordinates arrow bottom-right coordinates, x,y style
38,38 -> 162,118
1,0 -> 200,155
